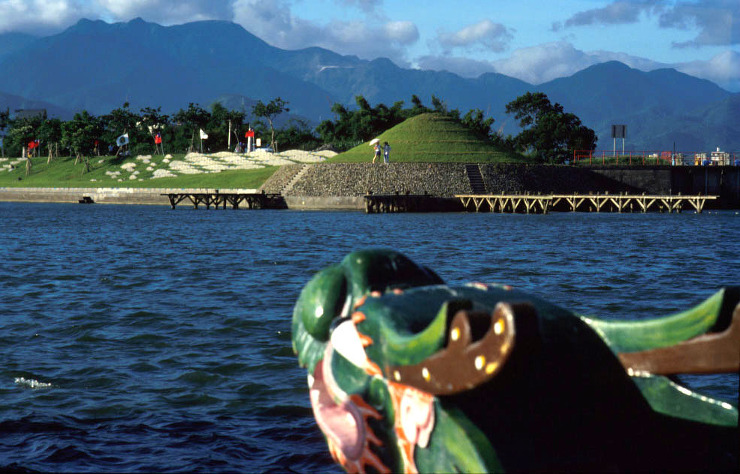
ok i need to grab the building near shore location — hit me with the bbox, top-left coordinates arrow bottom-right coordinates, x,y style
12,109 -> 47,120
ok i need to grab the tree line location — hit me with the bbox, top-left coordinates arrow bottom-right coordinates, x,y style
0,92 -> 596,170
316,92 -> 597,162
0,99 -> 304,162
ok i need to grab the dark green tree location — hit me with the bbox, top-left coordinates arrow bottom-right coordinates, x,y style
431,95 -> 450,114
226,109 -> 246,151
252,97 -> 289,151
274,118 -> 321,151
140,106 -> 169,155
37,118 -> 63,163
62,110 -> 103,172
173,103 -> 210,152
0,108 -> 9,157
102,103 -> 144,156
316,96 -> 410,149
505,92 -> 597,163
208,102 -> 246,152
461,109 -> 495,139
409,95 -> 429,116
315,94 -> 499,151
6,115 -> 43,174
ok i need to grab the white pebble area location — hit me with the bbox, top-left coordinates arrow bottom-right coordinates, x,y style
1,158 -> 25,172
114,149 -> 335,180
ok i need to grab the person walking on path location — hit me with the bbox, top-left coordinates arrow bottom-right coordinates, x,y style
373,142 -> 381,164
383,142 -> 391,164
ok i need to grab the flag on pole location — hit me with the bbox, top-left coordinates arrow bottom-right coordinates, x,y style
245,129 -> 255,138
199,129 -> 208,140
116,133 -> 129,147
28,140 -> 37,150
155,133 -> 162,144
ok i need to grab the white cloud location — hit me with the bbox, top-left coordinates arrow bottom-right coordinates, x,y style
557,0 -> 739,47
0,0 -> 96,33
0,0 -> 236,33
96,0 -> 233,24
675,50 -> 740,90
559,0 -> 657,29
438,19 -> 513,53
415,55 -> 497,78
417,42 -> 739,92
336,0 -> 382,13
232,0 -> 417,65
660,0 -> 739,47
490,42 -> 596,84
383,21 -> 418,44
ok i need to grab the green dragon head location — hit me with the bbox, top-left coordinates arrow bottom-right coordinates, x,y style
292,249 -> 738,472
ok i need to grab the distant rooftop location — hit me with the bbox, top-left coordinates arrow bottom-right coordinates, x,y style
13,109 -> 47,120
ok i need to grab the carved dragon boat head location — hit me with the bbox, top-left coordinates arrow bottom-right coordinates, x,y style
292,249 -> 738,472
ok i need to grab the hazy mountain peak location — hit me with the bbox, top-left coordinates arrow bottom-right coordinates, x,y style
594,60 -> 633,70
0,18 -> 735,151
68,18 -> 110,32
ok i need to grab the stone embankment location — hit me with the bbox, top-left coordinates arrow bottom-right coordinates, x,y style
260,163 -> 740,210
263,163 -> 469,196
2,163 -> 737,209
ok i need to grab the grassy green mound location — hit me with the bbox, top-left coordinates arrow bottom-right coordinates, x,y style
329,113 -> 524,163
0,154 -> 276,189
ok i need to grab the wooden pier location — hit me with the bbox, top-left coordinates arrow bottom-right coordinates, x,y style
456,193 -> 718,214
364,193 -> 463,213
162,191 -> 286,210
365,193 -> 433,213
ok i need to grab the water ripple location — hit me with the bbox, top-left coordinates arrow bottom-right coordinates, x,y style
0,203 -> 737,472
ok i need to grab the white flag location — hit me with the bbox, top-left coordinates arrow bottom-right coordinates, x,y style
199,129 -> 208,140
116,133 -> 129,147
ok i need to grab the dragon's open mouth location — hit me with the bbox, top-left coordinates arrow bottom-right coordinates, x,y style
309,348 -> 365,461
308,345 -> 387,471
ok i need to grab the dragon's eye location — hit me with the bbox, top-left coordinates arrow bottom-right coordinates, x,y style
296,266 -> 348,341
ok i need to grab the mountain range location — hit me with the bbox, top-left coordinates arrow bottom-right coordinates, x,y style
0,18 -> 737,152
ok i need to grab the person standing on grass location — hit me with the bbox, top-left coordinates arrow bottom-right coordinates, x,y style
383,142 -> 391,163
373,142 -> 381,164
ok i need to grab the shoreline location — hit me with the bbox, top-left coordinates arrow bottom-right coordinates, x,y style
3,162 -> 739,209
0,187 -> 256,206
0,187 -> 366,210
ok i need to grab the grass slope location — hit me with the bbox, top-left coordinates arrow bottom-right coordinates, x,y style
0,154 -> 276,189
329,113 -> 525,163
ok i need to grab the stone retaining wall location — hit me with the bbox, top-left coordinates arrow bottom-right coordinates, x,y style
0,187 -> 257,205
259,165 -> 303,194
478,164 -> 671,194
4,164 -> 738,209
262,163 -> 739,207
270,163 -> 471,197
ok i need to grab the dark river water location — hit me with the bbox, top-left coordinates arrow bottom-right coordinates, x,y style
1,202 -> 738,472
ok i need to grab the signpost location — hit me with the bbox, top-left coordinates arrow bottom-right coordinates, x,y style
612,124 -> 626,157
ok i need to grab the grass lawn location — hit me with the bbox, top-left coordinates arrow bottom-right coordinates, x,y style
0,113 -> 528,189
0,153 -> 277,189
329,113 -> 526,163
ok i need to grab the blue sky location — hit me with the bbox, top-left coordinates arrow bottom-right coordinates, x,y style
1,0 -> 738,90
